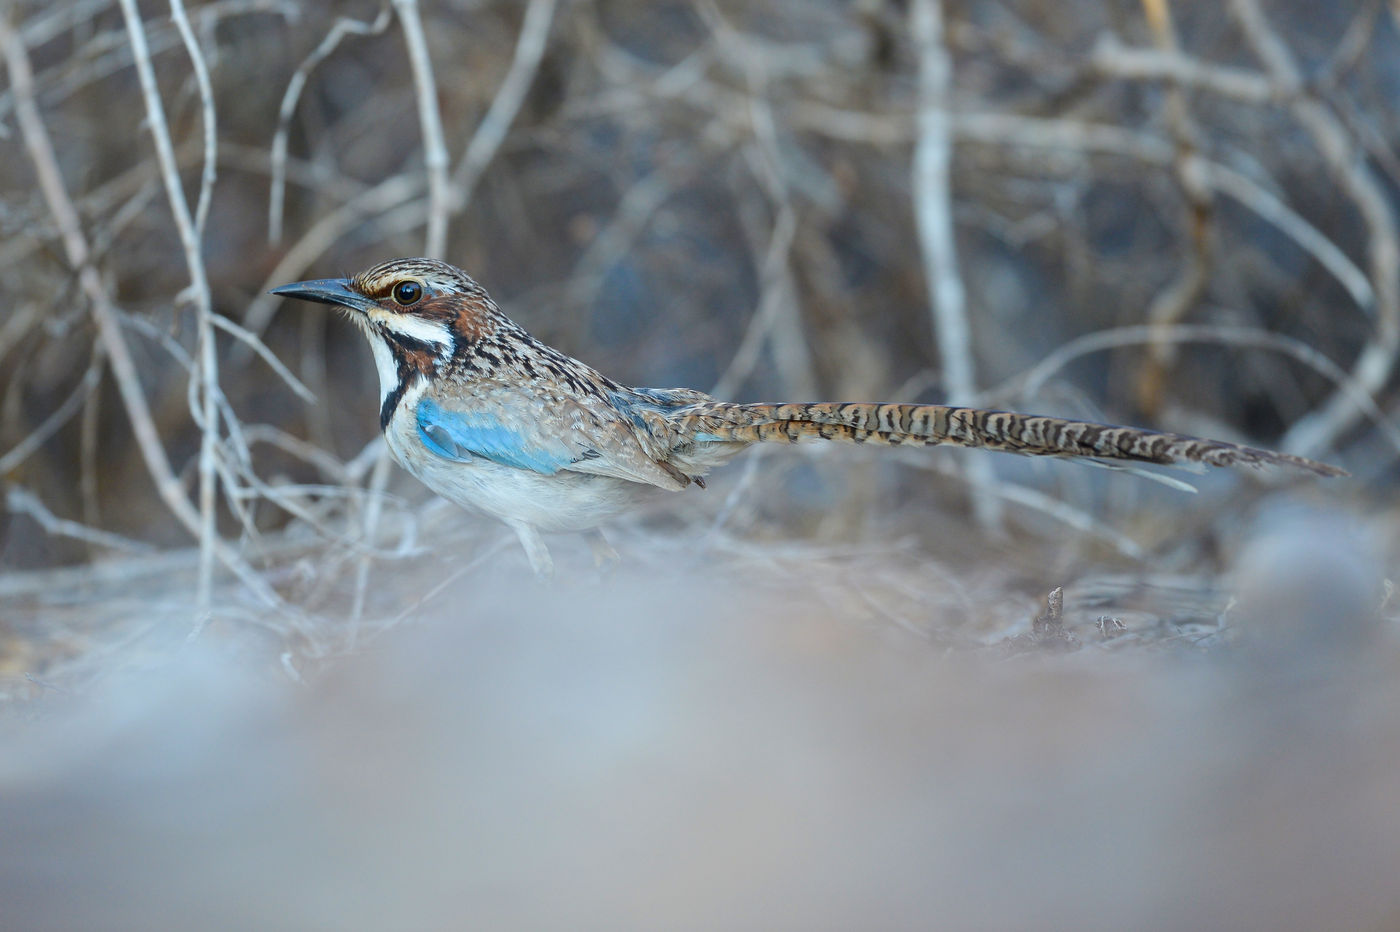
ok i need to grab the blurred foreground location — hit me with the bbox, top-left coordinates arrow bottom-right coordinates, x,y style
3,503 -> 1398,931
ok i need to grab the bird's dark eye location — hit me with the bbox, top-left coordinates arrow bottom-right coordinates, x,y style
392,280 -> 424,306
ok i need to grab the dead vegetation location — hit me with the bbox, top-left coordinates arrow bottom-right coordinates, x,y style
1,0 -> 1395,672
0,3 -> 1398,922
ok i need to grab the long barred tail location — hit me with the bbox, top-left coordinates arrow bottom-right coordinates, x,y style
671,402 -> 1346,477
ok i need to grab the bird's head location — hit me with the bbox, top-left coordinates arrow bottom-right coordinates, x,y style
272,257 -> 499,357
273,258 -> 503,417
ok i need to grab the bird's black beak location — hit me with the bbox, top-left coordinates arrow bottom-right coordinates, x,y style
270,277 -> 377,313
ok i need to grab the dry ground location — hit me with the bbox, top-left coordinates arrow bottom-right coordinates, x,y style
2,477 -> 1398,931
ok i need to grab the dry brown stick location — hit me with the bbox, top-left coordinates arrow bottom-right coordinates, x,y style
1133,0 -> 1214,417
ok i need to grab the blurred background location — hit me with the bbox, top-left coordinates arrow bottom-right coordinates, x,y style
1,1 -> 1399,928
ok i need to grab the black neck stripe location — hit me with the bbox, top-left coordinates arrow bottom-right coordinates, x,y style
380,367 -> 410,432
377,331 -> 451,432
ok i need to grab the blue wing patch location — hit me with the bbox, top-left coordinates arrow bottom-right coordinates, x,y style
416,397 -> 577,474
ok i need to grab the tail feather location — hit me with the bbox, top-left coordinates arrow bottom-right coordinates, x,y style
670,402 -> 1346,477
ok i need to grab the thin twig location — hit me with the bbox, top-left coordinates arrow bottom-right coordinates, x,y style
210,313 -> 317,403
995,321 -> 1399,455
3,17 -> 182,524
349,446 -> 394,645
168,0 -> 217,235
245,173 -> 425,341
268,3 -> 391,243
449,0 -> 557,208
709,203 -> 801,399
391,0 -> 450,258
240,425 -> 349,481
890,454 -> 1149,560
911,0 -> 1001,530
1,16 -> 281,610
1132,0 -> 1214,417
0,0 -> 295,128
700,0 -> 817,400
6,486 -> 155,555
119,0 -> 223,613
0,346 -> 103,475
79,347 -> 104,529
1089,37 -> 1274,103
1230,0 -> 1400,458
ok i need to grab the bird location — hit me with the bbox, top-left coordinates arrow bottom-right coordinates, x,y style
272,257 -> 1345,577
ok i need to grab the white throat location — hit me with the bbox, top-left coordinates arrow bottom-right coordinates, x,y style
365,331 -> 403,406
358,312 -> 452,406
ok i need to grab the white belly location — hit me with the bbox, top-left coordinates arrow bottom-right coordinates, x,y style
382,384 -> 644,532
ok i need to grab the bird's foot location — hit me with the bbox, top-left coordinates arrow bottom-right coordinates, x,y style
585,528 -> 620,576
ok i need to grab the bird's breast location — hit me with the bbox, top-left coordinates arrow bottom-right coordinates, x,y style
381,381 -> 646,532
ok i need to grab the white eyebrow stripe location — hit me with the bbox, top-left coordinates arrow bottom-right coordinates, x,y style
369,308 -> 452,348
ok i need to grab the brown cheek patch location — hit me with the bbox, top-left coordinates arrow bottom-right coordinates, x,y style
418,294 -> 495,344
398,344 -> 439,378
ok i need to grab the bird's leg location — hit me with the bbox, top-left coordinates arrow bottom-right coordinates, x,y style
584,528 -> 620,573
508,521 -> 554,580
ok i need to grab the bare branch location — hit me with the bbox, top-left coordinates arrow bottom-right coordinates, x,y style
0,347 -> 103,475
209,313 -> 316,404
391,0 -> 450,258
709,203 -> 801,400
1132,0 -> 1215,417
168,0 -> 217,235
268,3 -> 391,244
246,174 -> 425,341
119,0 -> 222,613
0,15 -> 281,609
6,486 -> 155,555
1089,37 -> 1274,103
911,0 -> 1002,529
998,322 -> 1399,456
1229,0 -> 1400,458
700,0 -> 817,400
449,0 -> 557,209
